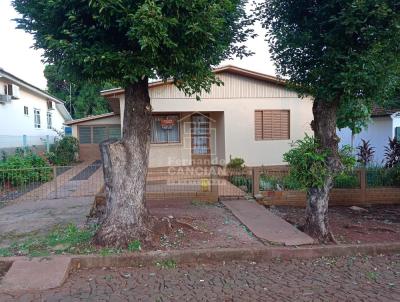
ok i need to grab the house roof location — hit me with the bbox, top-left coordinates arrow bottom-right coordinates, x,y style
0,68 -> 72,121
371,107 -> 400,117
64,112 -> 118,125
100,65 -> 284,97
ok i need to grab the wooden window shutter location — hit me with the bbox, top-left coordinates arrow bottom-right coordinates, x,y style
255,110 -> 263,140
255,110 -> 290,140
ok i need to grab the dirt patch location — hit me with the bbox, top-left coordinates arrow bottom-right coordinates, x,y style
146,199 -> 263,250
270,205 -> 400,244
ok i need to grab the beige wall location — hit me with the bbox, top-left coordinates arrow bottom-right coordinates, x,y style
71,115 -> 121,137
87,71 -> 314,167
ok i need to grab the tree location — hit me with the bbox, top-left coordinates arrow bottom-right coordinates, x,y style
13,0 -> 251,247
257,1 -> 400,241
44,64 -> 112,119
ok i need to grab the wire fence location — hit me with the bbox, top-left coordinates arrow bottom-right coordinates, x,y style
0,134 -> 57,156
0,162 -> 103,202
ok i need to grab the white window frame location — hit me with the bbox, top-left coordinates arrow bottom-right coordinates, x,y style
47,111 -> 52,129
24,106 -> 29,116
151,114 -> 180,144
34,108 -> 41,129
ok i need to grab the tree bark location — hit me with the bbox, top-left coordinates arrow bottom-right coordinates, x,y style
93,78 -> 153,247
305,99 -> 342,243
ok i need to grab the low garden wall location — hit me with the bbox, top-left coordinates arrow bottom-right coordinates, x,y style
228,166 -> 400,207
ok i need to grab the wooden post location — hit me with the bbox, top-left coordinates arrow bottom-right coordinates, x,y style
53,166 -> 58,199
210,165 -> 219,202
360,168 -> 366,203
252,167 -> 260,197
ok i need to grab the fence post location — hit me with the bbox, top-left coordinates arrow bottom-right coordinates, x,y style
360,168 -> 366,203
252,167 -> 260,197
210,166 -> 219,202
46,135 -> 50,152
53,166 -> 58,198
22,135 -> 27,154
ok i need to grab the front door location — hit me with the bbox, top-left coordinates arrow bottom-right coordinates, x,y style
191,114 -> 211,166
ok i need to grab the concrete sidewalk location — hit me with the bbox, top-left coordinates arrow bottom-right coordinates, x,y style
221,199 -> 314,246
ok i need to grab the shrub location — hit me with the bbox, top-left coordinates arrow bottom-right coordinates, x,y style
47,136 -> 79,166
227,157 -> 245,169
333,172 -> 359,188
384,137 -> 400,168
0,150 -> 52,186
283,134 -> 355,190
356,139 -> 375,166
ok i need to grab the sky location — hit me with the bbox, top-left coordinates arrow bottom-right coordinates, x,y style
0,0 -> 276,90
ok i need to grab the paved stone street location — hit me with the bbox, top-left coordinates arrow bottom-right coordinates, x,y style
1,254 -> 399,301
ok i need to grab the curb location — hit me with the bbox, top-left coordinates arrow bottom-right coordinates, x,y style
2,242 -> 400,271
70,242 -> 400,269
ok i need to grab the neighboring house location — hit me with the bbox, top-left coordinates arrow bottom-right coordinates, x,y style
66,66 -> 314,167
0,68 -> 72,154
338,108 -> 400,165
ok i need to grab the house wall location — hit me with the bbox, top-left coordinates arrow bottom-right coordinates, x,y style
80,72 -> 313,167
118,73 -> 313,166
70,115 -> 121,161
0,78 -> 66,150
338,116 -> 393,165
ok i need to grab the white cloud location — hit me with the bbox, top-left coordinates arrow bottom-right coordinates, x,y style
0,0 -> 276,92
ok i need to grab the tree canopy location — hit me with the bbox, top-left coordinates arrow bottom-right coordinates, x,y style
14,0 -> 252,94
257,0 -> 400,133
44,64 -> 112,119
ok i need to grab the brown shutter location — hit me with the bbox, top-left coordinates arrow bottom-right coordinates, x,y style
255,110 -> 290,140
255,110 -> 263,140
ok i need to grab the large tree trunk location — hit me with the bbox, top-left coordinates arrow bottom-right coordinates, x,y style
93,78 -> 152,247
305,99 -> 342,242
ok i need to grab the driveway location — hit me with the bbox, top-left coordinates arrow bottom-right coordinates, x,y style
0,197 -> 92,247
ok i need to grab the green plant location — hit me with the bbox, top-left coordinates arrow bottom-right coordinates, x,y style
334,173 -> 359,189
356,139 -> 375,166
227,157 -> 245,169
128,240 -> 142,252
283,135 -> 355,190
0,150 -> 52,186
384,138 -> 400,168
47,136 -> 79,166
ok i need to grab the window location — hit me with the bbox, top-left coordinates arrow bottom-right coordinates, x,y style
4,84 -> 12,96
24,106 -> 29,116
47,112 -> 52,129
34,109 -> 41,128
396,127 -> 400,141
151,115 -> 180,144
78,125 -> 121,144
93,127 -> 107,143
78,126 -> 92,144
255,110 -> 290,140
47,100 -> 54,110
109,125 -> 122,139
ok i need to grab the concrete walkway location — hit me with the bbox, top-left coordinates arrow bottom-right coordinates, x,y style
0,257 -> 72,292
221,199 -> 314,246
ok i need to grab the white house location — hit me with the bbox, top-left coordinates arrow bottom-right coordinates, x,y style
338,107 -> 400,165
66,66 -> 314,167
0,68 -> 72,154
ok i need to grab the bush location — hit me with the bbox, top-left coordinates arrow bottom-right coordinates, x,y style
227,157 -> 245,169
367,166 -> 400,187
0,150 -> 52,186
47,136 -> 79,166
334,172 -> 359,188
283,134 -> 355,190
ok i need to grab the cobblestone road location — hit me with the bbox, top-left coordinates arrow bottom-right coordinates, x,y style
1,254 -> 399,301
